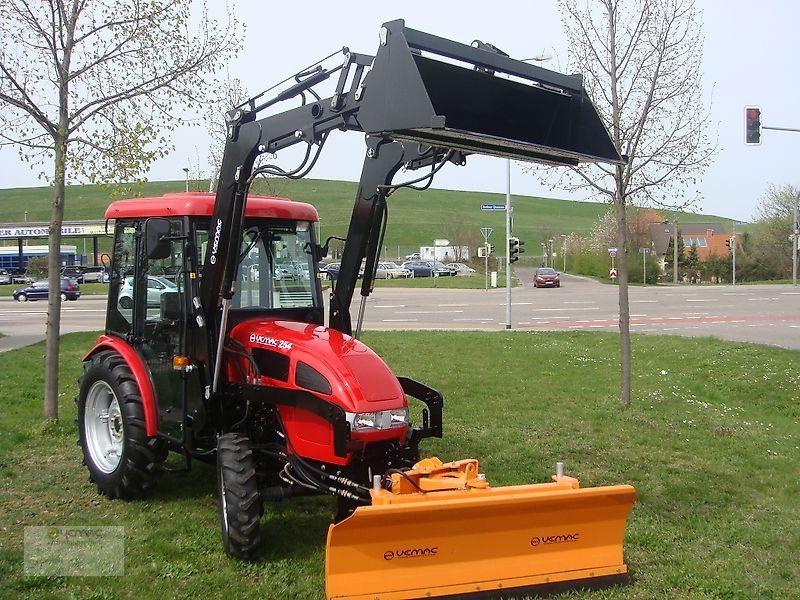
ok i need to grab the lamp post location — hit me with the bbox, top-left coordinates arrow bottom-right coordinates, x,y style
793,191 -> 799,287
182,167 -> 189,193
561,234 -> 567,272
548,239 -> 554,268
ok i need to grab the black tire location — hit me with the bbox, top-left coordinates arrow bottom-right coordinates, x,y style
17,293 -> 27,302
76,349 -> 165,499
217,433 -> 262,560
119,295 -> 133,309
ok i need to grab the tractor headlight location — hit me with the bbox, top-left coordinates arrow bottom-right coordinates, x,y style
347,408 -> 409,431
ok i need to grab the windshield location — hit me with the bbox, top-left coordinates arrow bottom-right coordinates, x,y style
538,268 -> 557,275
232,221 -> 318,310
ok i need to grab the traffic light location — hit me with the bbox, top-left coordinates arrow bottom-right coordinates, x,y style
488,244 -> 495,254
508,237 -> 525,263
725,238 -> 732,249
745,106 -> 761,145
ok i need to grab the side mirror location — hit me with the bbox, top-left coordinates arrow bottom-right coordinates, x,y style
145,218 -> 171,259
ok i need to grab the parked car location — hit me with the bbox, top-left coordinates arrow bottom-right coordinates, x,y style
446,262 -> 476,276
61,265 -> 108,283
13,277 -> 81,302
9,268 -> 32,285
533,267 -> 561,288
377,261 -> 412,279
118,275 -> 177,308
320,263 -> 340,280
404,252 -> 421,260
430,261 -> 457,276
0,269 -> 10,285
401,260 -> 454,277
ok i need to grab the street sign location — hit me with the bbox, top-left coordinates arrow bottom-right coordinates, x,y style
481,204 -> 506,211
480,227 -> 492,241
610,268 -> 618,279
608,247 -> 618,258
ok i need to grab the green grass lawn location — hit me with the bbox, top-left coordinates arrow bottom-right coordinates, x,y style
1,331 -> 798,599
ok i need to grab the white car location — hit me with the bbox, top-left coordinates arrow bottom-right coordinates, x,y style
376,261 -> 412,279
447,262 -> 476,276
118,275 -> 178,309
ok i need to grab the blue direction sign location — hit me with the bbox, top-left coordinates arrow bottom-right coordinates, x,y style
481,204 -> 506,211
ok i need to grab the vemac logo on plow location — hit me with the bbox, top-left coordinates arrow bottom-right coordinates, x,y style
530,532 -> 581,547
383,546 -> 439,560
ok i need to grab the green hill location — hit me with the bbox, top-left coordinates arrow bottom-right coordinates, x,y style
0,178 -> 733,261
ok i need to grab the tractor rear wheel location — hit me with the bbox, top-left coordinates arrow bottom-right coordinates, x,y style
217,433 -> 263,560
77,349 -> 165,499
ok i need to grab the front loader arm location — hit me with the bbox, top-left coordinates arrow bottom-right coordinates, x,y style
198,52 -> 373,386
197,18 -> 625,388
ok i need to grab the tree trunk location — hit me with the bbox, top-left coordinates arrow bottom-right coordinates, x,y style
44,136 -> 67,421
615,180 -> 632,407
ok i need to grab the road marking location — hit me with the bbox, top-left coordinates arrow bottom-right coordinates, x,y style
532,307 -> 600,312
632,299 -> 658,303
396,310 -> 464,315
381,319 -> 417,322
437,303 -> 468,307
375,304 -> 407,308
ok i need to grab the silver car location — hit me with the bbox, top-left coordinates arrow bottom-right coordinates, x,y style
118,275 -> 178,309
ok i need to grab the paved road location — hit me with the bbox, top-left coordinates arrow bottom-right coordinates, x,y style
358,272 -> 800,349
2,274 -> 799,352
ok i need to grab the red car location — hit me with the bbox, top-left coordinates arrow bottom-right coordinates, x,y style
534,267 -> 560,288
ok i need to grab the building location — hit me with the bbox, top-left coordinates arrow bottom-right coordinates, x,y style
0,244 -> 78,270
647,221 -> 732,271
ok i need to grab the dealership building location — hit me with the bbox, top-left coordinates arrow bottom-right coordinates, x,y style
0,221 -> 107,269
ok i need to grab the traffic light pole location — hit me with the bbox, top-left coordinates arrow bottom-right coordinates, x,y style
506,159 -> 512,330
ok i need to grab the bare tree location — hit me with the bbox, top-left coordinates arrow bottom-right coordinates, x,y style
750,183 -> 799,278
554,0 -> 716,405
0,0 -> 239,420
205,74 -> 248,191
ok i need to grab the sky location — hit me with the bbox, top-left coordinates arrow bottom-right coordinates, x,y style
1,0 -> 797,223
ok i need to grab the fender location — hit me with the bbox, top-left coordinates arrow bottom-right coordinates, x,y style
83,334 -> 158,437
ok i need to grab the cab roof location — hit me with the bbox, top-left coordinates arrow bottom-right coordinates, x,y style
105,192 -> 319,222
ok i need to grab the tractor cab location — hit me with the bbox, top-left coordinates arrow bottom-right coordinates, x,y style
101,192 -> 324,443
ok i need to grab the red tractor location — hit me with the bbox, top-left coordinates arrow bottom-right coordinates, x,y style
77,20 -> 635,599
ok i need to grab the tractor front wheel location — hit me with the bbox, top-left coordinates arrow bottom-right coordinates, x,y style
217,433 -> 263,560
77,349 -> 165,499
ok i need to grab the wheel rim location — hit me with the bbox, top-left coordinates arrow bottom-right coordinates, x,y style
61,292 -> 67,301
84,380 -> 124,473
17,294 -> 26,302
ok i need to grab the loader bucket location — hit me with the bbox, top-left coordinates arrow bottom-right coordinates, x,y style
358,20 -> 624,167
326,461 -> 636,600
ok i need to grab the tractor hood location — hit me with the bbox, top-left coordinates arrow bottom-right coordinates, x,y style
227,319 -> 406,414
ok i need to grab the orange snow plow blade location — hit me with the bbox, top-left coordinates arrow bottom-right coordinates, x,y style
326,458 -> 636,600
